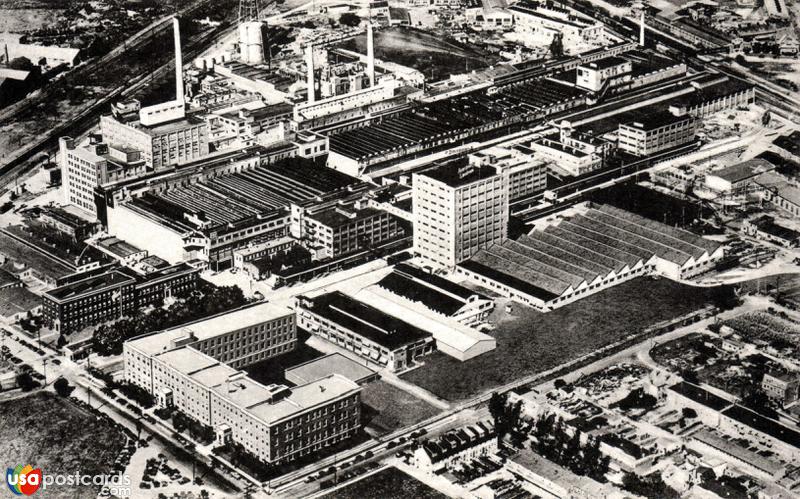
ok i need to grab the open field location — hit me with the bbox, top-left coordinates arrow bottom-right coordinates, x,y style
402,277 -> 734,401
321,466 -> 446,499
0,392 -> 127,499
360,380 -> 441,436
339,27 -> 501,82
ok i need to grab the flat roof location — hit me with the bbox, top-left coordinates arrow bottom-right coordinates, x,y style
510,448 -> 610,496
247,374 -> 359,424
622,111 -> 690,131
692,429 -> 783,476
127,302 -> 293,356
154,346 -> 360,426
722,404 -> 800,449
420,162 -> 499,188
708,159 -> 775,184
582,56 -> 629,70
306,204 -> 387,229
284,353 -> 376,385
0,287 -> 41,317
44,270 -> 135,302
669,382 -> 732,411
302,291 -> 432,350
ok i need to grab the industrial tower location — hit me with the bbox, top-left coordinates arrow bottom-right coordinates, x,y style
238,0 -> 268,64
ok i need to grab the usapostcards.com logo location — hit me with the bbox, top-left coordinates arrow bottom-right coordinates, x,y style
6,465 -> 42,496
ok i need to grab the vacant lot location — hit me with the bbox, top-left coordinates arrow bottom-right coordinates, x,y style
0,392 -> 127,499
339,27 -> 500,82
403,277 -> 734,401
322,466 -> 446,499
361,380 -> 441,436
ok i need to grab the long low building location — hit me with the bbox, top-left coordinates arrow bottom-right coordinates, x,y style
355,286 -> 496,361
456,204 -> 723,310
124,302 -> 362,464
296,291 -> 435,372
376,263 -> 494,325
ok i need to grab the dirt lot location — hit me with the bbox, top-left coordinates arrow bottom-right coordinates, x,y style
402,277 -> 735,402
321,466 -> 446,499
0,391 -> 127,499
360,380 -> 441,436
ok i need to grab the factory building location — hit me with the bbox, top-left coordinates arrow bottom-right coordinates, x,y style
102,152 -> 358,268
297,200 -> 407,259
576,56 -> 632,92
617,111 -> 697,157
99,113 -> 209,171
510,2 -> 605,48
456,204 -> 723,311
124,302 -> 361,464
0,34 -> 81,67
296,291 -> 435,372
413,161 -> 508,268
467,145 -> 548,201
529,137 -> 602,177
59,136 -> 147,214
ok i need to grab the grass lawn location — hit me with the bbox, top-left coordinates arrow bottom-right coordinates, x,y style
402,277 -> 734,402
360,380 -> 442,436
0,391 -> 127,499
322,466 -> 446,499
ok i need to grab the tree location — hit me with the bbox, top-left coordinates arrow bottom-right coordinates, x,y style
682,369 -> 700,385
549,33 -> 564,58
682,407 -> 697,419
622,472 -> 680,499
15,371 -> 39,391
488,392 -> 521,446
339,12 -> 361,27
8,57 -> 34,71
54,377 -> 73,397
741,389 -> 779,419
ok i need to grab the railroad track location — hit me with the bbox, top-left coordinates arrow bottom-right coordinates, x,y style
0,0 -> 226,190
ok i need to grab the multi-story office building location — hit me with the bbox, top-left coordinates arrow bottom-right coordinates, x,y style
467,145 -> 548,201
124,302 -> 296,379
300,201 -> 406,259
296,291 -> 435,372
413,161 -> 508,268
100,112 -> 209,170
42,270 -> 137,335
124,303 -> 361,464
42,263 -> 199,335
617,111 -> 697,157
59,137 -> 147,214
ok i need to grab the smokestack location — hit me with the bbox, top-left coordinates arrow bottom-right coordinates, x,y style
639,10 -> 645,46
367,23 -> 375,87
3,43 -> 8,64
306,44 -> 315,104
173,17 -> 185,102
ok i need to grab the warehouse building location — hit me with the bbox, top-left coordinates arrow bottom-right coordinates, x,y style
456,204 -> 723,310
376,263 -> 493,326
296,291 -> 435,372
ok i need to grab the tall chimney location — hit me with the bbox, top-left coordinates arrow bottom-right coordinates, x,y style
639,10 -> 645,46
173,17 -> 185,102
3,43 -> 8,64
306,44 -> 315,104
367,23 -> 375,87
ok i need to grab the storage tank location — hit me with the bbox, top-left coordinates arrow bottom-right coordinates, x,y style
239,21 -> 265,65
